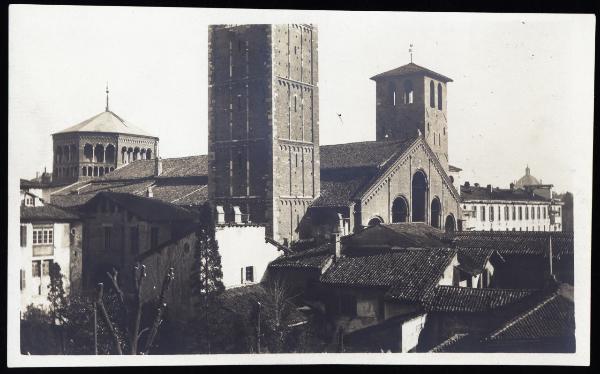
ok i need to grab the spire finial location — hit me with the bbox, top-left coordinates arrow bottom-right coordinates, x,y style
105,82 -> 109,112
409,44 -> 414,63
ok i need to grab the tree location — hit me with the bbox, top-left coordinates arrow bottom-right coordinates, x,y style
47,262 -> 67,324
189,222 -> 225,353
95,263 -> 175,354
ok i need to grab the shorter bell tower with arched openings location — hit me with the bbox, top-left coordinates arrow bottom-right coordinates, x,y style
370,62 -> 452,171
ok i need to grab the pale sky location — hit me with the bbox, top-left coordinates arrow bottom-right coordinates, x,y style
8,6 -> 595,193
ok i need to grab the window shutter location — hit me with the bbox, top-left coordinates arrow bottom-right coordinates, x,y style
20,269 -> 26,290
20,225 -> 27,247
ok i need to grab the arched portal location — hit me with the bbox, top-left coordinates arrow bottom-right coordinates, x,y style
392,196 -> 409,223
445,214 -> 456,233
105,144 -> 116,164
431,197 -> 442,228
146,149 -> 152,159
94,144 -> 104,163
127,147 -> 133,163
412,170 -> 428,222
133,147 -> 140,161
121,147 -> 127,163
140,149 -> 146,160
367,216 -> 383,226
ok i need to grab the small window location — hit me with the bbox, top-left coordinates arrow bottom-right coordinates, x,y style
245,266 -> 254,283
393,90 -> 396,106
537,207 -> 541,219
525,207 -> 529,220
531,207 -> 535,219
104,227 -> 112,250
294,96 -> 297,112
543,207 -> 547,219
472,205 -> 477,218
518,207 -> 523,220
42,260 -> 52,276
512,206 -> 516,220
437,83 -> 443,110
31,261 -> 42,278
403,80 -> 414,104
504,206 -> 509,221
32,227 -> 53,245
429,80 -> 435,108
480,206 -> 486,222
489,206 -> 494,221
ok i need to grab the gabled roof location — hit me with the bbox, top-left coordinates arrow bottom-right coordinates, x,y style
269,242 -> 334,270
100,155 -> 207,181
483,284 -> 574,343
20,204 -> 79,222
320,139 -> 414,170
53,110 -> 156,138
344,223 -> 448,249
448,231 -> 573,259
370,62 -> 453,83
321,247 -> 456,301
461,184 -> 550,202
429,333 -> 470,352
82,191 -> 197,222
456,247 -> 503,275
423,286 -> 537,313
311,174 -> 373,208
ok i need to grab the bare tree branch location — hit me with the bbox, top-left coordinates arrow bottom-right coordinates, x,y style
95,283 -> 123,355
143,267 -> 174,354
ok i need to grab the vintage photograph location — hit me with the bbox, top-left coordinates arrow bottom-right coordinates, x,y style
7,5 -> 593,366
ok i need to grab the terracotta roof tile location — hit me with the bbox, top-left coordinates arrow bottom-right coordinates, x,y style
370,62 -> 453,82
449,231 -> 573,259
461,184 -> 550,202
20,204 -> 80,221
320,139 -> 414,170
54,111 -> 155,137
269,242 -> 334,270
423,286 -> 537,313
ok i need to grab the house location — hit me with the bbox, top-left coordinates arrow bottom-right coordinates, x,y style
77,191 -> 199,288
427,282 -> 575,353
19,199 -> 82,315
460,180 -> 563,232
448,231 -> 574,288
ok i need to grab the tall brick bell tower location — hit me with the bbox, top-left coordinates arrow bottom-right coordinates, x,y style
208,24 -> 320,244
371,63 -> 452,171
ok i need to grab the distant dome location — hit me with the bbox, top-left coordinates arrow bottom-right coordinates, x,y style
53,110 -> 155,138
515,166 -> 540,188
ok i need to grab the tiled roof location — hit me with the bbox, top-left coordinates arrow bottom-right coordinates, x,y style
344,223 -> 447,249
54,110 -> 155,138
382,248 -> 457,302
448,231 -> 573,259
456,247 -> 499,275
50,180 -> 156,208
322,247 -> 456,302
310,173 -> 373,208
269,242 -> 333,270
460,184 -> 550,202
20,204 -> 79,221
320,139 -> 414,171
423,286 -> 537,313
429,333 -> 470,353
83,191 -> 197,222
483,285 -> 574,342
100,155 -> 208,181
370,62 -> 453,83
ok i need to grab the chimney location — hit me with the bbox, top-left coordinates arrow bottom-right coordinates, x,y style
154,157 -> 162,176
474,183 -> 480,188
464,181 -> 470,187
510,182 -> 515,190
146,186 -> 153,198
487,184 -> 492,193
333,230 -> 342,259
